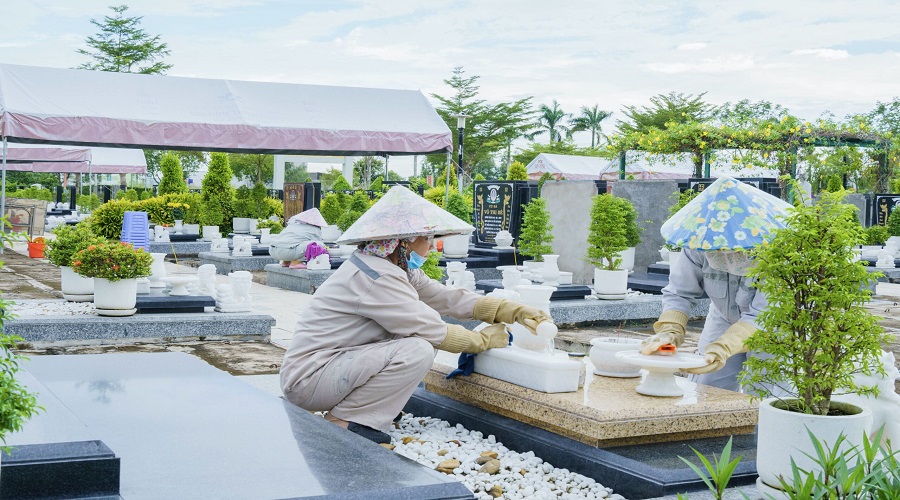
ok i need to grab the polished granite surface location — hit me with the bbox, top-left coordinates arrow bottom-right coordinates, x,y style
426,360 -> 758,447
10,352 -> 472,499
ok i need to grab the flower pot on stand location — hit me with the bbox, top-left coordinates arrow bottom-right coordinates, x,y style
589,337 -> 642,377
148,252 -> 167,288
61,266 -> 94,302
258,227 -> 272,245
27,242 -> 46,258
321,225 -> 342,244
593,268 -> 628,298
509,285 -> 556,352
173,220 -> 184,234
93,278 -> 138,316
756,398 -> 872,497
616,247 -> 636,272
541,254 -> 561,287
442,234 -> 470,259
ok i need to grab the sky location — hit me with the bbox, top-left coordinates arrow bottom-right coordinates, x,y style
3,0 -> 900,176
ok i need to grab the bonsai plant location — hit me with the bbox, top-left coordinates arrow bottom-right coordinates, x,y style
742,188 -> 893,493
586,194 -> 628,296
72,242 -> 153,316
518,197 -> 554,263
46,224 -> 107,302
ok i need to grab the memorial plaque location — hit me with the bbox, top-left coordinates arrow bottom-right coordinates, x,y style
474,182 -> 514,245
283,182 -> 305,221
874,194 -> 900,226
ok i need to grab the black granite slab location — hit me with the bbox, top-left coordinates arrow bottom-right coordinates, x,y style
647,264 -> 671,276
467,246 -> 524,267
405,386 -> 757,499
627,273 -> 670,294
438,256 -> 499,268
251,245 -> 271,256
135,294 -> 215,313
168,233 -> 201,242
1,441 -> 121,499
861,256 -> 900,267
475,280 -> 592,300
9,353 -> 473,500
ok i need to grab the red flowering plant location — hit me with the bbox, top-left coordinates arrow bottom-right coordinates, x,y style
71,242 -> 153,281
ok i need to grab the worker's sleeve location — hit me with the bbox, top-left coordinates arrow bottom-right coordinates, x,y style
740,284 -> 768,331
660,249 -> 705,317
353,272 -> 453,346
407,269 -> 481,320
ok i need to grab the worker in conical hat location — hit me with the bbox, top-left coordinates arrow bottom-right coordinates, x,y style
268,208 -> 328,269
644,177 -> 792,391
280,186 -> 554,444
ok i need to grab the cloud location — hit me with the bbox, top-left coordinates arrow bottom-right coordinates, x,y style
643,54 -> 757,74
791,48 -> 850,60
677,42 -> 707,51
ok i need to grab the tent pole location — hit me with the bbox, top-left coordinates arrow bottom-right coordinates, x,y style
444,152 -> 451,202
1,136 -> 6,254
88,161 -> 93,212
384,154 -> 389,184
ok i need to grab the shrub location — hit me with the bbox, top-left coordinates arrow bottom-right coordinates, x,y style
865,224 -> 889,245
261,197 -> 283,219
420,250 -> 444,281
72,242 -> 153,281
337,210 -> 364,232
124,189 -> 139,201
518,197 -> 554,261
888,208 -> 900,237
825,174 -> 843,193
200,199 -> 225,227
370,176 -> 384,192
157,153 -> 188,195
46,224 -> 108,267
424,186 -> 450,207
250,182 -> 269,219
319,193 -> 343,226
233,186 -> 252,218
87,199 -> 138,239
506,161 -> 528,181
139,190 -> 152,200
77,194 -> 101,212
444,192 -> 472,224
586,194 -> 628,270
115,190 -> 126,200
617,197 -> 642,247
538,172 -> 554,190
201,152 -> 234,225
138,193 -> 202,226
8,187 -> 52,202
256,218 -> 283,234
332,175 -> 351,191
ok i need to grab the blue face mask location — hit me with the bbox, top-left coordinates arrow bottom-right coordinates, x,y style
406,250 -> 428,270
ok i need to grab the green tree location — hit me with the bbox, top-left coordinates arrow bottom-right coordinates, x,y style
713,99 -> 787,128
143,150 -> 206,184
6,172 -> 61,189
332,175 -> 351,191
570,104 -> 613,148
369,176 -> 384,193
531,100 -> 570,143
443,192 -> 472,224
76,5 -> 172,74
157,153 -> 187,195
353,156 -> 384,188
200,153 -> 233,225
518,197 -> 554,261
538,172 -> 554,190
586,194 -> 629,270
319,193 -> 343,226
616,92 -> 715,135
284,161 -> 309,183
319,168 -> 347,190
506,161 -> 528,181
228,154 -> 274,185
428,67 -> 535,187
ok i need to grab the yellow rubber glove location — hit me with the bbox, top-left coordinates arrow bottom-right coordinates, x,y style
436,324 -> 510,354
683,321 -> 756,375
474,297 -> 553,335
639,309 -> 688,355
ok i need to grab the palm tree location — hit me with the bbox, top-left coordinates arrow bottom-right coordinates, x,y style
570,105 -> 613,148
531,100 -> 570,143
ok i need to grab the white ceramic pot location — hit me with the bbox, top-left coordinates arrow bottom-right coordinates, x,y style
61,265 -> 94,302
541,254 -> 560,287
756,398 -> 872,494
659,247 -> 670,262
589,337 -> 642,377
183,224 -> 200,235
617,247 -> 636,272
258,227 -> 272,245
494,230 -> 514,248
149,252 -> 167,288
558,271 -> 573,285
593,268 -> 628,296
321,225 -> 342,244
668,250 -> 682,266
509,285 -> 556,352
442,234 -> 470,259
523,260 -> 544,282
173,220 -> 184,234
232,217 -> 252,233
93,278 -> 138,316
202,225 -> 220,241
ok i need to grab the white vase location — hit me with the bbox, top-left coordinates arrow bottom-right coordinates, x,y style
756,398 -> 872,495
232,217 -> 252,233
509,285 -> 556,352
523,260 -> 544,282
442,234 -> 470,259
183,223 -> 200,235
494,230 -> 514,248
321,225 -> 342,243
593,268 -> 628,297
258,227 -> 272,244
541,254 -> 560,287
202,225 -> 220,241
659,247 -> 670,262
93,278 -> 138,316
617,247 -> 636,272
61,265 -> 94,302
149,252 -> 167,288
173,220 -> 184,234
589,337 -> 642,377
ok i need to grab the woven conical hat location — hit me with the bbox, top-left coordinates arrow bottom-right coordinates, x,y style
289,208 -> 328,227
336,185 -> 474,244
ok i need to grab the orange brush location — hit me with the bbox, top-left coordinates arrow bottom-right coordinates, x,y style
656,344 -> 677,356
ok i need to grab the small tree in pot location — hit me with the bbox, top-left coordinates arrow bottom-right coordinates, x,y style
586,194 -> 629,296
518,197 -> 554,262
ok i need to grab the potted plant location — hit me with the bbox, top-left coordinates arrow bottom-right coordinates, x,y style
615,196 -> 642,272
518,197 -> 554,277
26,236 -> 46,259
72,242 -> 153,316
231,186 -> 253,233
586,194 -> 629,297
741,189 -> 892,494
167,202 -> 189,234
46,224 -> 107,302
441,192 -> 474,259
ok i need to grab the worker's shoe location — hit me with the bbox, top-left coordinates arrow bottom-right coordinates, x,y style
289,261 -> 307,269
347,422 -> 392,444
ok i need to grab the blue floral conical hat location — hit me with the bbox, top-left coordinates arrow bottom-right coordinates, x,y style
336,185 -> 474,244
661,177 -> 792,251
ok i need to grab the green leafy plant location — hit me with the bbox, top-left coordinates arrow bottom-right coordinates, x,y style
865,225 -> 890,245
77,193 -> 101,212
250,182 -> 269,219
46,224 -> 108,267
420,250 -> 443,281
887,209 -> 900,237
518,197 -> 554,262
742,188 -> 891,415
506,161 -> 528,181
443,192 -> 472,224
199,199 -> 225,227
335,191 -> 372,232
0,221 -> 42,451
7,187 -> 53,202
586,194 -> 628,270
256,218 -> 283,234
167,201 -> 189,220
72,242 -> 153,281
677,437 -> 745,500
201,152 -> 234,226
157,152 -> 187,195
538,172 -> 554,190
140,190 -> 152,201
233,186 -> 253,218
319,193 -> 343,226
115,190 -> 126,200
332,175 -> 352,191
618,196 -> 642,247
369,176 -> 384,192
825,174 -> 844,193
424,185 -> 450,207
87,199 -> 139,239
124,189 -> 139,201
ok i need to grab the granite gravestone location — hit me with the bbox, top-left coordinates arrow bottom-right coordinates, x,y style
611,180 -> 680,274
542,181 -> 597,285
874,194 -> 900,227
472,181 -> 536,246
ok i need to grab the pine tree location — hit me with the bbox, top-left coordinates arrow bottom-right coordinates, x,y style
444,192 -> 472,224
200,153 -> 233,226
332,175 -> 351,191
887,208 -> 900,237
157,153 -> 187,195
518,197 -> 554,261
76,5 -> 172,74
586,194 -> 628,270
506,161 -> 528,181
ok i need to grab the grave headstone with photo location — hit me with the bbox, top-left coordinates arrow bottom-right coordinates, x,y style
472,180 -> 537,247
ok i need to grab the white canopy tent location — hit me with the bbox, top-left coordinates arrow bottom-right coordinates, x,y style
5,145 -> 146,174
0,63 -> 452,237
525,153 -> 693,181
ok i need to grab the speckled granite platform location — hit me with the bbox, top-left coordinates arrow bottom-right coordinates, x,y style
148,241 -> 211,257
425,362 -> 757,447
445,295 -> 711,329
5,312 -> 275,346
199,252 -> 277,274
265,264 -> 336,294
